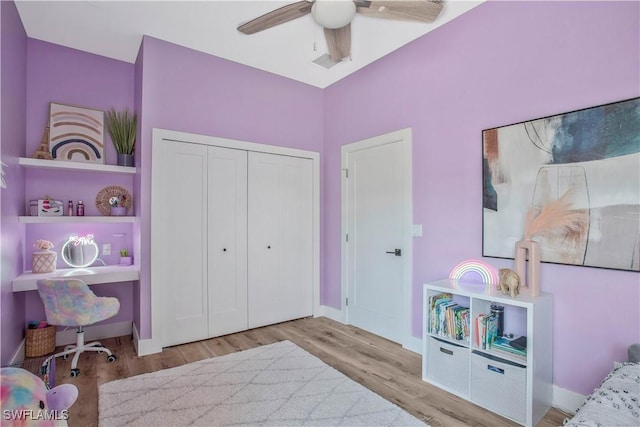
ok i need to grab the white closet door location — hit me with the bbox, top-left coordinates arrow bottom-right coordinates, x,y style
207,146 -> 248,337
161,141 -> 209,347
248,152 -> 313,328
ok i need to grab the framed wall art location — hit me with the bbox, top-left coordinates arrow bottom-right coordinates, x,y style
48,102 -> 105,164
482,97 -> 640,271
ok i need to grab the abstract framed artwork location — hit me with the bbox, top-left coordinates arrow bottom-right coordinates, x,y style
48,102 -> 105,164
482,97 -> 640,272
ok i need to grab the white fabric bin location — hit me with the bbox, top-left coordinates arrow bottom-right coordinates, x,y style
426,336 -> 469,397
470,350 -> 527,424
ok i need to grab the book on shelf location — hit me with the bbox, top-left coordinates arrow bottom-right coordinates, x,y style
475,313 -> 498,350
491,337 -> 527,361
475,313 -> 485,347
427,292 -> 469,342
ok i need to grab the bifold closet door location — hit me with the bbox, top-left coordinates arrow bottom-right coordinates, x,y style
161,141 -> 209,347
207,146 -> 248,337
248,152 -> 314,328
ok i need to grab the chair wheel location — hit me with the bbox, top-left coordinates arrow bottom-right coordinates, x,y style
107,355 -> 116,363
70,369 -> 80,377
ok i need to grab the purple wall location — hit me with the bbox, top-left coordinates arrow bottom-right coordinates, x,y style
13,40 -> 136,346
134,36 -> 324,338
26,39 -> 135,164
2,0 -> 637,399
0,0 -> 27,365
323,1 -> 640,395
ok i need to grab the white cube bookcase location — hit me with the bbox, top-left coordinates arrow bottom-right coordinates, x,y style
422,279 -> 552,427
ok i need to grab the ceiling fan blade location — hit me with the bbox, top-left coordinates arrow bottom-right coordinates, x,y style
238,1 -> 313,35
355,0 -> 444,23
324,24 -> 351,62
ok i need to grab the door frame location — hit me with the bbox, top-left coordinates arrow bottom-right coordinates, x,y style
341,128 -> 413,348
149,128 -> 320,353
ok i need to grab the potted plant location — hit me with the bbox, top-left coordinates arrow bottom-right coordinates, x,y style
119,248 -> 132,266
105,108 -> 137,167
108,194 -> 128,216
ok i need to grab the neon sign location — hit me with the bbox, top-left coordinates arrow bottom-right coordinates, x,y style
61,234 -> 99,268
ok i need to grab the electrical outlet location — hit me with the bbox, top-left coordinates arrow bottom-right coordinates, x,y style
103,243 -> 111,256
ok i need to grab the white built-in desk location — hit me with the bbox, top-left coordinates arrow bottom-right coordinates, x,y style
12,265 -> 140,292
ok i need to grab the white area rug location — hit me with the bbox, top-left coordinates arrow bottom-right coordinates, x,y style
99,340 -> 426,426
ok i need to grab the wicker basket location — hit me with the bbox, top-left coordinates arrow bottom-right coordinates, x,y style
25,325 -> 56,358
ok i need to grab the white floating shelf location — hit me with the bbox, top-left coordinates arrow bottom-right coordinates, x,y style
19,216 -> 136,224
13,265 -> 140,292
19,157 -> 136,174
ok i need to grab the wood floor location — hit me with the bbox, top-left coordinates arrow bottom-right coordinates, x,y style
47,317 -> 568,427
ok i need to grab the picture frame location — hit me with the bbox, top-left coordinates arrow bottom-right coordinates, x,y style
482,97 -> 640,272
48,102 -> 105,164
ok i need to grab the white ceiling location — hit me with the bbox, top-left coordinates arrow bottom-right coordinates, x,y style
15,0 -> 483,89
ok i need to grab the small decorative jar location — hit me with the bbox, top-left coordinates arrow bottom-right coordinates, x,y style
32,250 -> 57,273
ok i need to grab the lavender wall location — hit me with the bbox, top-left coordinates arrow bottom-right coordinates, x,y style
0,0 -> 27,365
135,36 -> 324,338
26,39 -> 135,164
323,1 -> 639,395
18,40 -> 137,331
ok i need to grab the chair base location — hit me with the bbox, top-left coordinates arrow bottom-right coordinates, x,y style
41,327 -> 116,376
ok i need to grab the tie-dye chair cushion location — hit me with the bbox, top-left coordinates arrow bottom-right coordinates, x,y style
37,279 -> 120,327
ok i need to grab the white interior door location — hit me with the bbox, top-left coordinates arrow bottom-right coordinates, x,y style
161,141 -> 209,347
248,152 -> 313,328
344,130 -> 411,344
207,146 -> 248,337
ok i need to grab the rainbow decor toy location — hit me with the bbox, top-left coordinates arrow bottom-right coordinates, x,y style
449,259 -> 499,285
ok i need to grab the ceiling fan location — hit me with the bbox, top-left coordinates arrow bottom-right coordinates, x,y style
238,0 -> 444,62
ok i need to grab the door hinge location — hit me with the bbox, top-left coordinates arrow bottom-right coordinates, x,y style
346,233 -> 349,242
345,297 -> 349,306
342,168 -> 349,178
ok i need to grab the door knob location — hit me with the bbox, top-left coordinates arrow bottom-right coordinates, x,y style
385,249 -> 402,256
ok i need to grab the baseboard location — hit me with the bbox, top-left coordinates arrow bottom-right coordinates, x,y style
552,385 -> 585,414
403,336 -> 422,355
8,340 -> 26,366
315,305 -> 345,323
132,323 -> 162,356
55,321 -> 132,346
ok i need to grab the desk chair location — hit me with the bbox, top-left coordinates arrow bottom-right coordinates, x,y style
37,279 -> 120,377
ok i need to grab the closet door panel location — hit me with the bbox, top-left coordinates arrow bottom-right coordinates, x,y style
248,152 -> 313,328
161,141 -> 209,347
279,158 -> 313,319
207,146 -> 248,337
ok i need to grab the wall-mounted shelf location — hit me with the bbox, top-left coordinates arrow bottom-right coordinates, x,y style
19,216 -> 136,224
12,265 -> 140,292
19,157 -> 136,174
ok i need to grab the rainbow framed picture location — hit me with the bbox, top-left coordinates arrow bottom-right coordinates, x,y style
48,102 -> 105,164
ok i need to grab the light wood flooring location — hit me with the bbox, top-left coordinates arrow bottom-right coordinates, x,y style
44,317 -> 568,427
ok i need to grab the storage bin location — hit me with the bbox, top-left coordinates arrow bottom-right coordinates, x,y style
470,350 -> 527,424
426,336 -> 469,397
29,199 -> 64,216
25,325 -> 56,358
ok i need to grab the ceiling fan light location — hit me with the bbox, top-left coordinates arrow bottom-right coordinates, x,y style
311,0 -> 356,29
